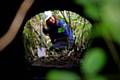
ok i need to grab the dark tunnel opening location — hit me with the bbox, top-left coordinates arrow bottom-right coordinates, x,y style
0,0 -> 119,79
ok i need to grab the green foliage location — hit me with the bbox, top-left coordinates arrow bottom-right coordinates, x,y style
45,0 -> 120,79
23,26 -> 36,47
22,10 -> 100,80
73,0 -> 120,80
46,48 -> 107,80
46,70 -> 80,80
75,0 -> 120,45
58,27 -> 65,33
75,0 -> 100,19
81,48 -> 107,75
23,21 -> 37,59
100,0 -> 120,45
36,15 -> 40,22
86,75 -> 106,80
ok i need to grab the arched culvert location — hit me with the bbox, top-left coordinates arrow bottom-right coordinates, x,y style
23,10 -> 93,67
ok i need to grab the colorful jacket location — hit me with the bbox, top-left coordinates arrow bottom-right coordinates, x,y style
43,19 -> 73,49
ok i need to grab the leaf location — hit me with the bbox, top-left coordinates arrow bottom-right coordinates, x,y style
46,70 -> 80,80
86,75 -> 107,80
101,0 -> 120,45
85,4 -> 99,19
58,27 -> 65,33
75,0 -> 91,5
81,48 -> 107,74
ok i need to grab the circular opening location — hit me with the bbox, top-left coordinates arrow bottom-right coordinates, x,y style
23,10 -> 93,67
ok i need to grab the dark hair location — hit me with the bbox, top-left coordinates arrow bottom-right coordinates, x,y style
46,15 -> 57,27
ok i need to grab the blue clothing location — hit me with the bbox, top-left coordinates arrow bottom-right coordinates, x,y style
57,19 -> 73,48
43,19 -> 73,49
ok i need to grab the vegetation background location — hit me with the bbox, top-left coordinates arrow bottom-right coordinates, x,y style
0,0 -> 120,80
23,10 -> 92,67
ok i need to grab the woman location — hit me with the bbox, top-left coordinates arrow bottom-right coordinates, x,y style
43,11 -> 73,49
